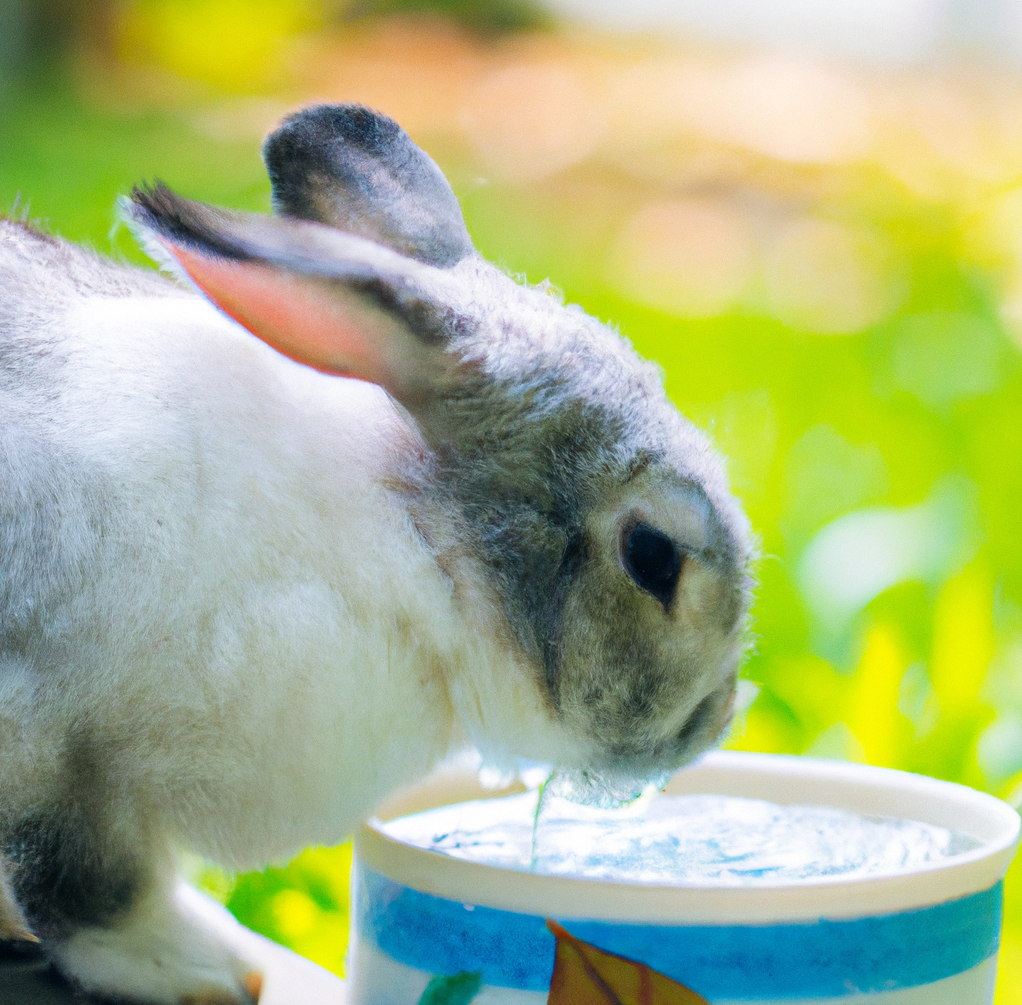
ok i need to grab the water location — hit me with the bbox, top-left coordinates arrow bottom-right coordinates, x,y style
379,791 -> 978,885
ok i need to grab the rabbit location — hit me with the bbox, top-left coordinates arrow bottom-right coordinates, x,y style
0,104 -> 752,1003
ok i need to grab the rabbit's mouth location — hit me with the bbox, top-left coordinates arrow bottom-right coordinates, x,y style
552,679 -> 737,807
544,765 -> 669,808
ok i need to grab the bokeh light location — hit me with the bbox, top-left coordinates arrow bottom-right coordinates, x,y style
609,198 -> 754,317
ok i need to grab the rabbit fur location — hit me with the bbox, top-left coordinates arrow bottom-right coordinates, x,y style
0,104 -> 751,1002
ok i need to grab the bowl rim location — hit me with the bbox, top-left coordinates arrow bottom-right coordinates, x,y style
355,751 -> 1021,924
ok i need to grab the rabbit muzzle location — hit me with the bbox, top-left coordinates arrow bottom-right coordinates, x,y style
546,674 -> 739,805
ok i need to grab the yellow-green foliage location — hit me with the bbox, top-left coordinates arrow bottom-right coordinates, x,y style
117,0 -> 327,92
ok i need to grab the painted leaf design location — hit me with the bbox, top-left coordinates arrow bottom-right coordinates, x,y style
418,970 -> 483,1005
546,920 -> 711,1005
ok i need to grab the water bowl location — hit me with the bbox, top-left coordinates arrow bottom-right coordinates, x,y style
350,751 -> 1020,1004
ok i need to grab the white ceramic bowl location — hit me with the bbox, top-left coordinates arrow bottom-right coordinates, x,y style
350,752 -> 1021,1004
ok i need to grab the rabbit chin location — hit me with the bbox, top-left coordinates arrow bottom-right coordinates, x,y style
548,675 -> 739,807
464,675 -> 738,811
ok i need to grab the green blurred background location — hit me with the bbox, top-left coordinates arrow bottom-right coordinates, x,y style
3,0 -> 1022,997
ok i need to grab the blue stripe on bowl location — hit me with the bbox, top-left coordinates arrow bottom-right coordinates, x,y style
355,865 -> 1002,999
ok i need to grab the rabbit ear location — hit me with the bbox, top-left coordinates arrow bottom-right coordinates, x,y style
127,183 -> 457,406
263,104 -> 475,268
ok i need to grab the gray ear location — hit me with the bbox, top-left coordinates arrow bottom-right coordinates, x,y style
127,183 -> 461,408
263,104 -> 475,269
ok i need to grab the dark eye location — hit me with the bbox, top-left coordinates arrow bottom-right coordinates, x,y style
622,522 -> 682,609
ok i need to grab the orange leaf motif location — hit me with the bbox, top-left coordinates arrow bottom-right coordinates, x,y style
545,920 -> 711,1005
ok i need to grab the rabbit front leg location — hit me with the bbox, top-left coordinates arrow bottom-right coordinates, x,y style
6,802 -> 262,1004
50,881 -> 264,1005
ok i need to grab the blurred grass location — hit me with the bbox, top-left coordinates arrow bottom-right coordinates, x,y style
0,76 -> 271,255
4,3 -> 1022,992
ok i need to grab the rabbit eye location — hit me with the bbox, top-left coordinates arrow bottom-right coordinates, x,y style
622,522 -> 682,609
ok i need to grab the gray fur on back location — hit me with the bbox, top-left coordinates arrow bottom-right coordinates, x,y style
0,221 -> 182,662
0,219 -> 182,321
0,222 -> 192,662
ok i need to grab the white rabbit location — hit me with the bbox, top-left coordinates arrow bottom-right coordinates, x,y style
0,104 -> 751,1003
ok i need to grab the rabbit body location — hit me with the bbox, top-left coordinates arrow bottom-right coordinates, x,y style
1,227 -> 490,863
0,105 -> 751,1003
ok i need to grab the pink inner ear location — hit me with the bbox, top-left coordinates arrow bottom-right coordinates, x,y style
166,241 -> 391,385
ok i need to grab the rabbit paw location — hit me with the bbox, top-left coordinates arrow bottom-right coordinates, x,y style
48,883 -> 262,1004
180,972 -> 263,1005
0,857 -> 37,944
180,972 -> 263,1004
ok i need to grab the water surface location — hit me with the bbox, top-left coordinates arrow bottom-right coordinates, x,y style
380,791 -> 977,885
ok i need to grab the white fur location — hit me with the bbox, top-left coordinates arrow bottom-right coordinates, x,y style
2,291 -> 566,861
0,287 -> 582,1001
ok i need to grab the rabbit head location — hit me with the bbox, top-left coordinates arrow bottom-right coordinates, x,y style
128,104 -> 752,802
